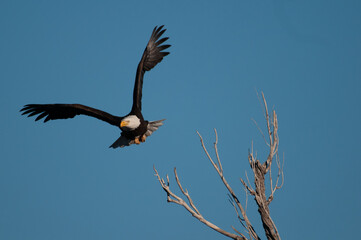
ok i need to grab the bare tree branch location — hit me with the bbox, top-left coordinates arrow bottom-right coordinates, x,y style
154,92 -> 283,240
196,131 -> 260,240
154,166 -> 246,240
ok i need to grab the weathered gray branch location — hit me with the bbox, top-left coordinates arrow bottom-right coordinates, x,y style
153,166 -> 246,240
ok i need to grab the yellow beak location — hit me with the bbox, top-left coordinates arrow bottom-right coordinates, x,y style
120,121 -> 128,127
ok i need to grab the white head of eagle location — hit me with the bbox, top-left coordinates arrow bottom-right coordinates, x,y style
120,115 -> 141,131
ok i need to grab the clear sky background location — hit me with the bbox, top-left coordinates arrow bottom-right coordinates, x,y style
1,0 -> 360,239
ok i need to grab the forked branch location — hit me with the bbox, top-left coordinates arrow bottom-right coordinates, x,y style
153,166 -> 247,240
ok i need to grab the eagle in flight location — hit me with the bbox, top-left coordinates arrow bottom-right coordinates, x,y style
20,26 -> 171,148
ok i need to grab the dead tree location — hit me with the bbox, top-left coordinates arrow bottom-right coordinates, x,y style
154,93 -> 284,240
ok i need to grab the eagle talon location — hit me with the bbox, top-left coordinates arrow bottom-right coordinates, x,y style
134,137 -> 140,145
140,135 -> 146,142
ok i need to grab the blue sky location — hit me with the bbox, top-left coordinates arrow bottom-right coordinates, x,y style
1,0 -> 361,239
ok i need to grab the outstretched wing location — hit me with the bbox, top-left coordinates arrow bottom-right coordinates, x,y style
20,104 -> 121,126
131,25 -> 171,112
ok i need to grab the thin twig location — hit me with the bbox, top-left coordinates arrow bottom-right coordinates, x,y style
214,129 -> 223,174
251,118 -> 269,147
240,178 -> 256,196
174,168 -> 201,215
262,92 -> 273,147
245,171 -> 255,194
196,131 -> 221,174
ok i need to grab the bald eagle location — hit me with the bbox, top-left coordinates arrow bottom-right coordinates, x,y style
20,26 -> 171,148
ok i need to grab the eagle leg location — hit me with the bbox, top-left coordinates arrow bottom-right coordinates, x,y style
140,135 -> 147,142
134,137 -> 141,145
